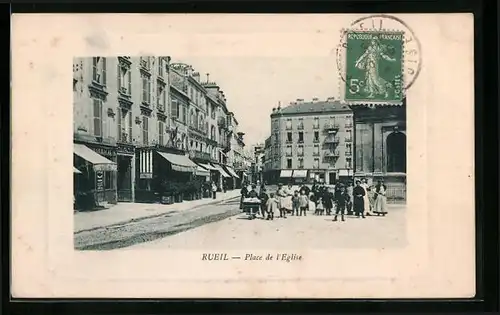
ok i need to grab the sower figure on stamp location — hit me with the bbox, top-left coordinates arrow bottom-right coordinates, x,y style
355,36 -> 397,99
353,180 -> 366,218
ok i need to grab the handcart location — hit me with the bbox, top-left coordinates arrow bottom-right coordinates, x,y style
242,197 -> 261,220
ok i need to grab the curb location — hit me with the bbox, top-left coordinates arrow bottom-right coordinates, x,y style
74,195 -> 240,234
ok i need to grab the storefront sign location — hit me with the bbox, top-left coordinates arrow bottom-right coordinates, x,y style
96,171 -> 104,191
140,173 -> 153,179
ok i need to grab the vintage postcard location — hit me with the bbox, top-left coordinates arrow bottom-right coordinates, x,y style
11,13 -> 475,298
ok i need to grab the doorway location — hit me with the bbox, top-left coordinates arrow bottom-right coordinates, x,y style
117,155 -> 133,202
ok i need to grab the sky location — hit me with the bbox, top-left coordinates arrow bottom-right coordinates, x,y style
174,56 -> 339,147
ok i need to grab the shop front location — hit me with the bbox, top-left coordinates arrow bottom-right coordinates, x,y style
338,169 -> 354,184
74,143 -> 117,210
291,169 -> 308,185
222,165 -> 239,189
211,163 -> 230,192
279,169 -> 293,185
116,142 -> 135,202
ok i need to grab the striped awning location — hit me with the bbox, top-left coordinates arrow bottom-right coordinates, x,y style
157,152 -> 197,173
211,163 -> 230,178
198,163 -> 217,171
224,166 -> 240,179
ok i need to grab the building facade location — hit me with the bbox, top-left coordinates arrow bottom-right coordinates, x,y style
73,56 -> 245,208
263,98 -> 354,185
351,102 -> 406,202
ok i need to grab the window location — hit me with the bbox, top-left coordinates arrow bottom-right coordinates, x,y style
298,118 -> 304,129
128,111 -> 132,142
314,131 -> 319,142
92,57 -> 107,85
297,145 -> 304,156
158,58 -> 164,77
287,132 -> 292,142
313,144 -> 320,156
287,159 -> 292,169
158,121 -> 164,145
275,133 -> 279,143
285,119 -> 292,130
141,74 -> 151,104
182,105 -> 188,123
171,100 -> 179,119
313,158 -> 320,169
140,57 -> 151,70
346,143 -> 352,155
104,171 -> 114,190
346,158 -> 352,169
93,98 -> 102,137
190,110 -> 195,127
313,117 -> 320,129
117,110 -> 126,142
142,116 -> 149,145
346,129 -> 352,141
157,83 -> 166,111
298,158 -> 304,169
117,65 -> 131,94
211,104 -> 216,119
286,145 -> 292,156
387,132 -> 407,172
298,132 -> 304,142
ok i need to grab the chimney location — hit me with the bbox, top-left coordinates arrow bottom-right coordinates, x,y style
312,97 -> 319,103
296,98 -> 304,104
192,72 -> 200,82
326,97 -> 335,102
206,73 -> 210,83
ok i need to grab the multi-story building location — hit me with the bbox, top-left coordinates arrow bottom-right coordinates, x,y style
73,56 -> 245,208
263,97 -> 354,185
351,102 -> 406,202
73,56 -> 173,205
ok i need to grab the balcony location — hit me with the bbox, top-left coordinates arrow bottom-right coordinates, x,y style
325,151 -> 340,158
217,116 -> 227,129
324,136 -> 340,144
324,123 -> 339,132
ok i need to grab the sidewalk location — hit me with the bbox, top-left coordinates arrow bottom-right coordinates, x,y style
74,190 -> 240,233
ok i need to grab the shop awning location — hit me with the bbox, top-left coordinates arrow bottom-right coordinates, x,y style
211,163 -> 230,178
157,152 -> 197,173
280,170 -> 293,178
292,170 -> 308,178
74,144 -> 117,171
73,167 -> 82,174
195,165 -> 210,177
224,166 -> 240,179
198,163 -> 218,171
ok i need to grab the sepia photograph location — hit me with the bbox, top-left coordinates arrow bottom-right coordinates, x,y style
73,51 -> 407,250
12,13 -> 475,299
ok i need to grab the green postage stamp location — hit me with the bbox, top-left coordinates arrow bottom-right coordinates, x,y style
343,31 -> 404,104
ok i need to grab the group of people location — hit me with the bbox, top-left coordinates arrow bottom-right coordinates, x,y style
239,178 -> 389,222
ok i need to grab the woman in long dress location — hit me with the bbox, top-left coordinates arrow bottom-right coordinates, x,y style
373,180 -> 388,216
361,179 -> 372,215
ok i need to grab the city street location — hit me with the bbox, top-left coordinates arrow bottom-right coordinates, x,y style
130,202 -> 407,250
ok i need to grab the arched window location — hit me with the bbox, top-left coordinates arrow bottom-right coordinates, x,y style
387,131 -> 406,173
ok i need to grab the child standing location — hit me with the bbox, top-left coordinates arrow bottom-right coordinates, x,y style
316,197 -> 325,215
259,188 -> 269,219
333,186 -> 348,221
292,190 -> 300,216
299,190 -> 309,216
266,193 -> 278,220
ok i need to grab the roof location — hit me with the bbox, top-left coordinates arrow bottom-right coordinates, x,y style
271,101 -> 351,117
